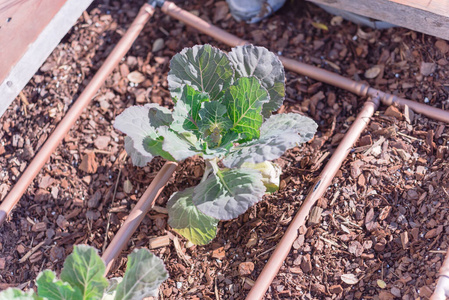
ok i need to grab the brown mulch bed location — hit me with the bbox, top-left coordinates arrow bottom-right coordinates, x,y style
1,0 -> 448,299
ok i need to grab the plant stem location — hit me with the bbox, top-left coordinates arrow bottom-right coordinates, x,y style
201,158 -> 220,183
200,160 -> 213,183
205,158 -> 234,196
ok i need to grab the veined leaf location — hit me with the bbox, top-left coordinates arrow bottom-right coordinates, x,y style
124,137 -> 153,167
60,245 -> 108,300
219,131 -> 240,148
114,106 -> 159,140
198,101 -> 232,132
223,113 -> 317,168
114,106 -> 174,163
36,270 -> 81,300
168,44 -> 234,101
101,278 -> 122,300
170,85 -> 210,134
222,76 -> 269,141
192,168 -> 266,220
198,101 -> 233,148
157,127 -> 200,161
0,289 -> 39,300
145,103 -> 173,128
222,131 -> 300,168
142,137 -> 175,161
114,249 -> 168,300
241,161 -> 282,193
228,45 -> 285,118
167,188 -> 219,245
259,113 -> 317,142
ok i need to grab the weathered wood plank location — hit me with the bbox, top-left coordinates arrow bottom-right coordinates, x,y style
0,0 -> 93,118
389,0 -> 449,17
308,0 -> 449,40
0,0 -> 67,84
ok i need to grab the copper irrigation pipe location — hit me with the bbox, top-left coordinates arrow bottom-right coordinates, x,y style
102,161 -> 177,274
161,1 -> 449,124
0,3 -> 155,225
247,97 -> 380,298
430,249 -> 449,300
162,1 -> 246,47
280,57 -> 449,123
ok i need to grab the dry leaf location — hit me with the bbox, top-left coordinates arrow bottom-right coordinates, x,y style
127,71 -> 146,84
341,273 -> 359,285
246,232 -> 258,248
365,66 -> 382,79
123,179 -> 133,194
311,22 -> 328,31
152,38 -> 164,52
79,152 -> 98,174
377,279 -> 387,289
348,241 -> 364,257
330,16 -> 343,26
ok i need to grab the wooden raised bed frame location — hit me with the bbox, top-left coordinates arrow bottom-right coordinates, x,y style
308,0 -> 449,40
0,0 -> 93,118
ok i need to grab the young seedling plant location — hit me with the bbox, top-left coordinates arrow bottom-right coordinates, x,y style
0,245 -> 167,300
114,44 -> 317,245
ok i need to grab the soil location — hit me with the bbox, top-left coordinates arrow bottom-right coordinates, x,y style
1,0 -> 449,299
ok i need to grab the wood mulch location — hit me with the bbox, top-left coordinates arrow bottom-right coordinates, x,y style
0,0 -> 448,299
